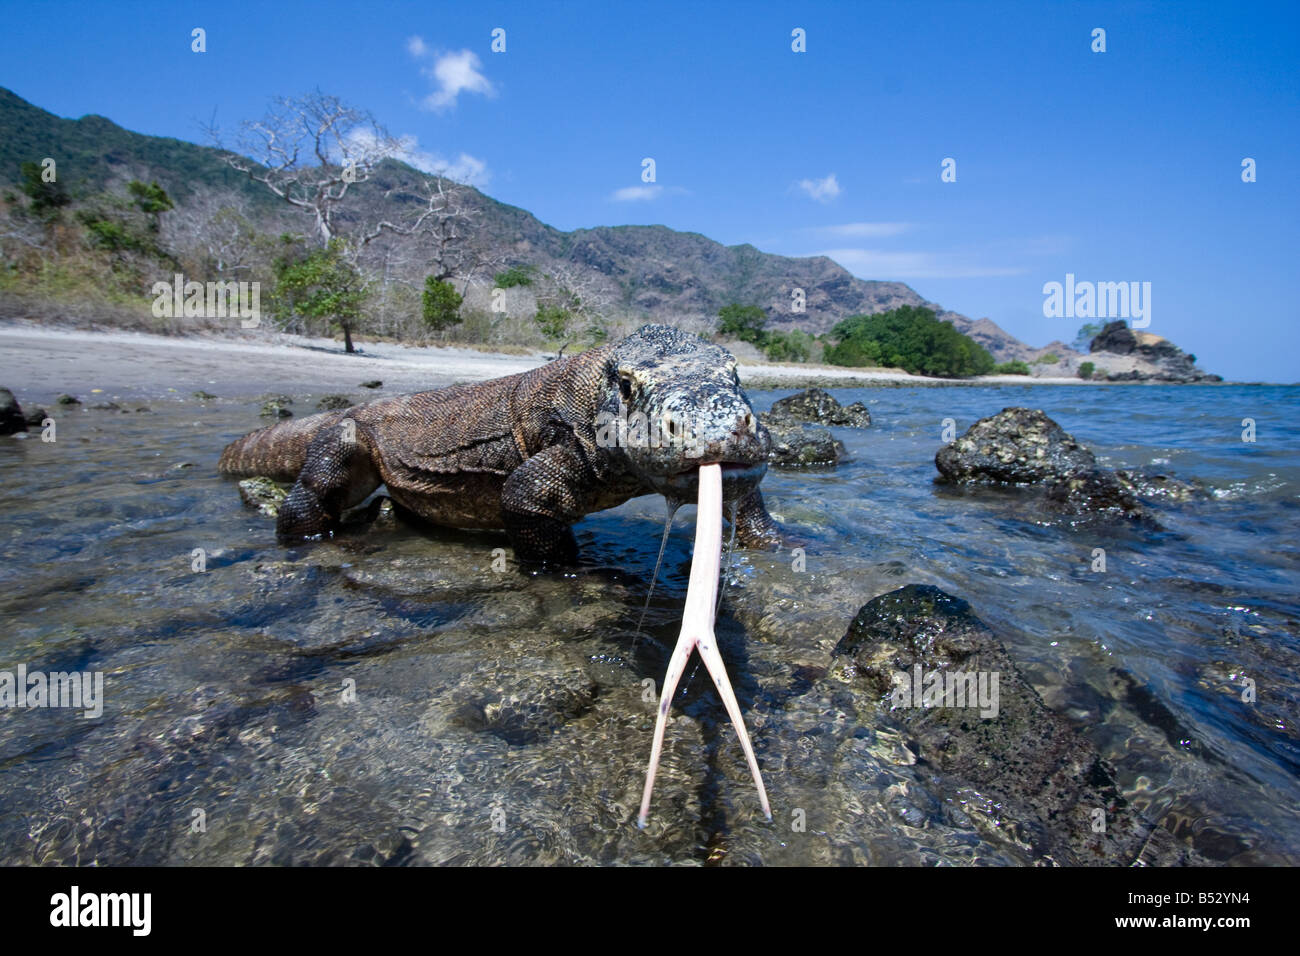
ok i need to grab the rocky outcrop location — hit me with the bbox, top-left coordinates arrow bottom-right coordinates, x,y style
827,584 -> 1179,864
935,407 -> 1095,484
1089,321 -> 1222,383
934,407 -> 1201,520
765,387 -> 871,428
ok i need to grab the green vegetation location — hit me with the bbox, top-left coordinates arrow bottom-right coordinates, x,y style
1037,352 -> 1060,364
993,360 -> 1031,375
0,87 -> 276,208
824,305 -> 995,378
1072,322 -> 1105,351
716,303 -> 767,346
1078,361 -> 1096,380
764,329 -> 813,363
126,179 -> 173,230
535,304 -> 571,341
272,239 -> 369,353
493,265 -> 535,288
421,277 -> 463,332
19,161 -> 70,218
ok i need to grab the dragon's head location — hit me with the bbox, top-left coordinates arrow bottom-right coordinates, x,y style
597,325 -> 769,503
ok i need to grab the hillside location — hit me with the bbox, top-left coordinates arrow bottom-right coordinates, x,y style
0,86 -> 1068,363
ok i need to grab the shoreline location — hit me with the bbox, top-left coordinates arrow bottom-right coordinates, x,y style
0,320 -> 1254,401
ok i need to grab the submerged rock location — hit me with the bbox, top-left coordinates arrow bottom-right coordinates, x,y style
827,584 -> 1180,865
260,401 -> 293,419
56,393 -> 80,405
359,380 -> 382,389
316,394 -> 355,411
762,418 -> 845,467
0,387 -> 27,435
1115,469 -> 1210,503
449,655 -> 599,746
238,477 -> 288,517
766,387 -> 871,428
23,406 -> 48,427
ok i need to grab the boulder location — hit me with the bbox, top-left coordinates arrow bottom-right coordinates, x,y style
935,407 -> 1096,484
828,584 -> 1160,865
761,418 -> 845,467
935,407 -> 1164,520
0,388 -> 27,435
766,387 -> 871,428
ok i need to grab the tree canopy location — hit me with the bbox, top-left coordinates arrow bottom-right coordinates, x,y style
716,303 -> 767,345
824,305 -> 995,377
272,238 -> 369,352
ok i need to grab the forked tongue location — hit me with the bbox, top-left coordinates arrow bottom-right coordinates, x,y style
636,462 -> 772,828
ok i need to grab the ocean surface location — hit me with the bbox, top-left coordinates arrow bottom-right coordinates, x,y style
0,382 -> 1296,865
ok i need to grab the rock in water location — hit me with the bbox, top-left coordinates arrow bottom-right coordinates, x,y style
316,394 -> 355,411
828,584 -> 1188,865
935,407 -> 1095,484
0,388 -> 28,435
761,418 -> 846,467
935,407 -> 1151,519
238,477 -> 288,517
766,387 -> 871,427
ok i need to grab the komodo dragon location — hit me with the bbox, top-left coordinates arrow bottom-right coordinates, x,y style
218,324 -> 782,564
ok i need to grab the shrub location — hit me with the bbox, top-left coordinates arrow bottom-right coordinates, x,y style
764,329 -> 813,362
422,277 -> 463,331
717,303 -> 767,345
494,265 -> 535,288
535,304 -> 571,340
1078,361 -> 1096,380
993,360 -> 1031,375
824,305 -> 995,377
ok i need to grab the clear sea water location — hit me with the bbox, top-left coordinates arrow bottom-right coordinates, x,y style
0,382 -> 1296,864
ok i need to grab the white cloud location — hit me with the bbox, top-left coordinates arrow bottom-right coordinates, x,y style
611,185 -> 663,202
344,130 -> 491,187
806,221 -> 910,238
820,248 -> 1027,279
797,173 -> 841,203
408,40 -> 495,111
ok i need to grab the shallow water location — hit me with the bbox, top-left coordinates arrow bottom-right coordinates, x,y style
0,383 -> 1296,865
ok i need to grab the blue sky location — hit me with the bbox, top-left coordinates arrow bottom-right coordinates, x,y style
3,0 -> 1297,381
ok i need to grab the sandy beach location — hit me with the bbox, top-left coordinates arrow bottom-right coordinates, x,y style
0,321 -> 1087,404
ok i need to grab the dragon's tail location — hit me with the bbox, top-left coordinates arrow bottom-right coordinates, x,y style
218,411 -> 348,480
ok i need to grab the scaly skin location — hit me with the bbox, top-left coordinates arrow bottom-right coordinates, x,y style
219,325 -> 782,564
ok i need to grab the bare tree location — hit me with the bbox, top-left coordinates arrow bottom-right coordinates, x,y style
206,92 -> 503,345
206,91 -> 404,247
